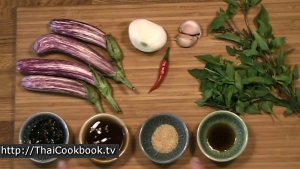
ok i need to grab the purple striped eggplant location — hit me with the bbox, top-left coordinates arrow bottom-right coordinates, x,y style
33,34 -> 113,74
50,19 -> 106,48
17,58 -> 95,85
33,34 -> 134,89
50,19 -> 125,74
22,75 -> 104,113
17,58 -> 122,113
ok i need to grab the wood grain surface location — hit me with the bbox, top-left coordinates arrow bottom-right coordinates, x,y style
12,1 -> 300,169
0,0 -> 299,169
0,1 -> 93,168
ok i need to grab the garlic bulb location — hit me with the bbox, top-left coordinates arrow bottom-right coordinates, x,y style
176,20 -> 201,48
128,19 -> 167,53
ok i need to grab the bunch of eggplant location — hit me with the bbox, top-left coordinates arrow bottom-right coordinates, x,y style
17,19 -> 134,113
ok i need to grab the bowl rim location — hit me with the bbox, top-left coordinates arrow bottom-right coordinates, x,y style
196,110 -> 248,162
18,111 -> 69,164
78,113 -> 130,164
138,113 -> 189,164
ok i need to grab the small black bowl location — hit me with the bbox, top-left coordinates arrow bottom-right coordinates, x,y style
19,112 -> 69,164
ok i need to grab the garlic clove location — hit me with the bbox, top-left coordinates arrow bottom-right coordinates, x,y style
176,33 -> 198,48
179,20 -> 201,38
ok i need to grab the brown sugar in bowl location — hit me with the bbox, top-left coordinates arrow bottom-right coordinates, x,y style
139,113 -> 189,164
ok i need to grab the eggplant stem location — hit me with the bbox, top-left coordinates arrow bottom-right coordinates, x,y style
106,95 -> 122,113
90,67 -> 122,113
95,101 -> 105,113
113,68 -> 135,90
84,82 -> 104,113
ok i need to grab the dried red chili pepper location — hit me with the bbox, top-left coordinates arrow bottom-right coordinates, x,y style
148,47 -> 170,93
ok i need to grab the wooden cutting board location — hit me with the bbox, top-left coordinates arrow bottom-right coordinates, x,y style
14,1 -> 300,169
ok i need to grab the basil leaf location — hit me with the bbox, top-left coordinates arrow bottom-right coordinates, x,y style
242,76 -> 273,85
253,62 -> 265,74
250,0 -> 262,6
235,71 -> 243,91
277,81 -> 291,96
238,69 -> 247,78
276,49 -> 294,66
243,40 -> 260,57
226,0 -> 239,18
224,85 -> 234,107
210,9 -> 227,32
196,99 -> 206,107
235,100 -> 245,114
261,101 -> 273,114
296,88 -> 300,104
285,108 -> 294,116
257,20 -> 272,39
201,80 -> 215,93
274,74 -> 290,84
226,0 -> 239,7
240,40 -> 251,51
255,5 -> 273,38
251,40 -> 258,50
293,65 -> 299,80
203,89 -> 213,100
247,67 -> 258,77
245,104 -> 261,114
276,51 -> 288,66
253,31 -> 270,51
241,0 -> 250,13
226,63 -> 235,80
196,55 -> 222,65
216,32 -> 241,44
243,49 -> 259,57
272,37 -> 285,48
223,86 -> 233,107
226,46 -> 236,56
209,64 -> 226,77
253,87 -> 270,98
240,54 -> 254,65
188,69 -> 208,80
255,5 -> 269,26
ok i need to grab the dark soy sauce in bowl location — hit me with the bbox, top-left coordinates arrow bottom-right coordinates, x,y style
86,119 -> 124,149
207,123 -> 236,152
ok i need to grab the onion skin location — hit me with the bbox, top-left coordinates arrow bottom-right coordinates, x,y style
17,58 -> 95,85
33,33 -> 115,75
50,19 -> 106,48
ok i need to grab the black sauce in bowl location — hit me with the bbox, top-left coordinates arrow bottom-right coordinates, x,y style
28,118 -> 65,144
86,119 -> 124,149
